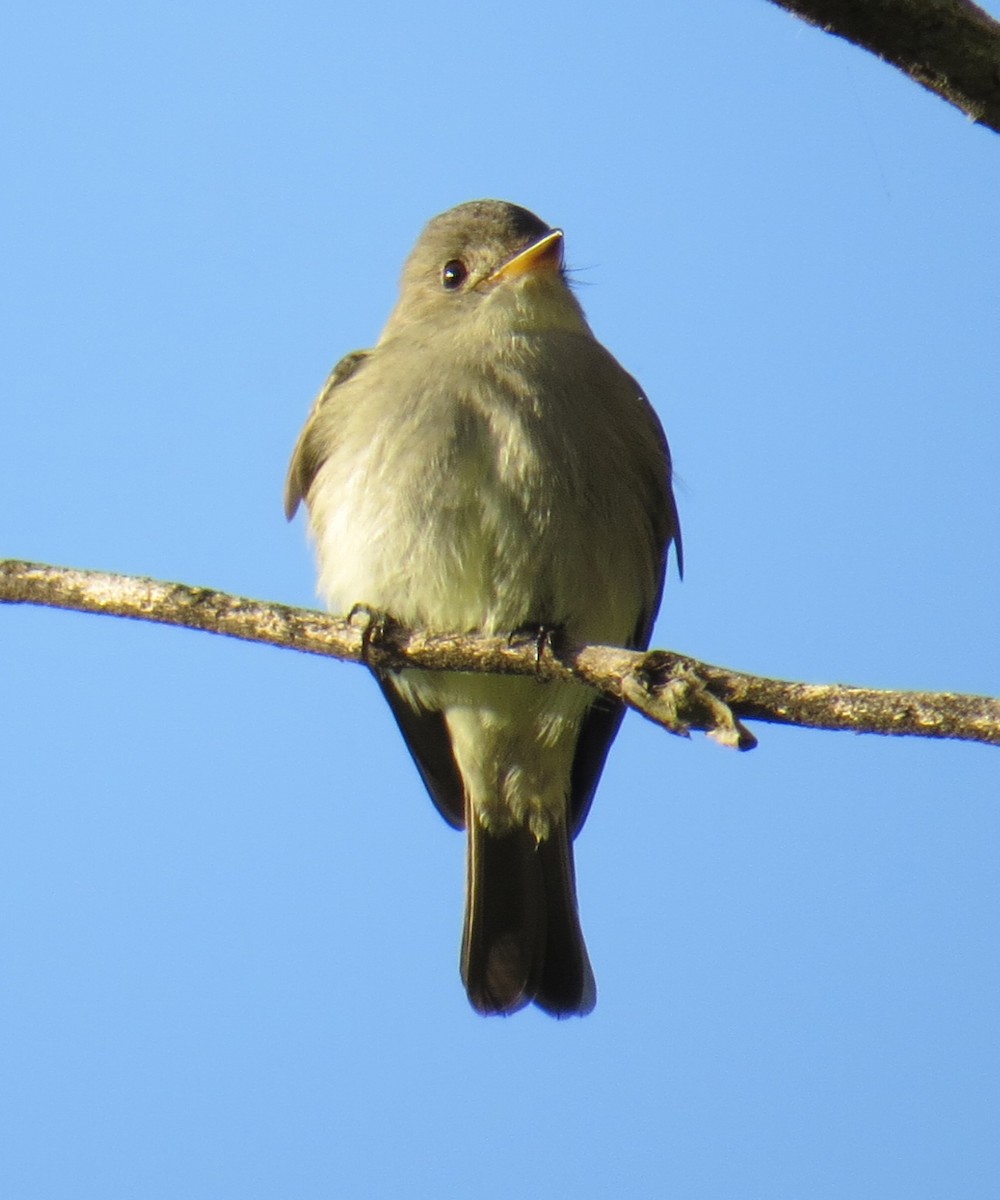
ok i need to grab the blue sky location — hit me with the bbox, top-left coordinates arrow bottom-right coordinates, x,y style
2,2 -> 998,1197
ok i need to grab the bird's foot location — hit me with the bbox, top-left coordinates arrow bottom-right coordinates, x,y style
507,622 -> 565,670
347,603 -> 403,665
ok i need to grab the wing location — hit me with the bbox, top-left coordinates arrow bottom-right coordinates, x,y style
377,675 -> 467,829
284,349 -> 372,521
567,376 -> 682,836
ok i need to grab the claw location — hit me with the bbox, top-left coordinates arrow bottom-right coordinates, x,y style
508,622 -> 564,669
347,603 -> 398,665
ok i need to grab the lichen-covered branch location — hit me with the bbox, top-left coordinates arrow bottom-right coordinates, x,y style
2,558 -> 998,748
767,0 -> 1000,134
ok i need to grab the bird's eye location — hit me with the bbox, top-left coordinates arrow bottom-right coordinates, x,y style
441,260 -> 468,290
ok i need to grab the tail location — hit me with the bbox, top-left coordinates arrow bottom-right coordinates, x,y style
460,819 -> 596,1017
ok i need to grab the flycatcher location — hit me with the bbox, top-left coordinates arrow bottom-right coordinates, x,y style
286,199 -> 681,1016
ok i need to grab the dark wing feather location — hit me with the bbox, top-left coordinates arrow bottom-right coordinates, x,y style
377,675 -> 466,829
284,349 -> 372,520
568,380 -> 682,837
567,693 -> 628,836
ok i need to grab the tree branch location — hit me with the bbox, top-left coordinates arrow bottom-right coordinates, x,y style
2,558 -> 997,748
766,0 -> 1000,134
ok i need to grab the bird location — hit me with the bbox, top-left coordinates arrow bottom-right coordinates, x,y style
285,199 -> 681,1016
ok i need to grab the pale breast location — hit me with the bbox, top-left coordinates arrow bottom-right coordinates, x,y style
305,330 -> 668,646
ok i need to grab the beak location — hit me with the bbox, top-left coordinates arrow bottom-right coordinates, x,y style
489,228 -> 564,283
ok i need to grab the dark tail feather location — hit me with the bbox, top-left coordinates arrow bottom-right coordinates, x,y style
461,820 -> 596,1017
534,832 -> 597,1017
